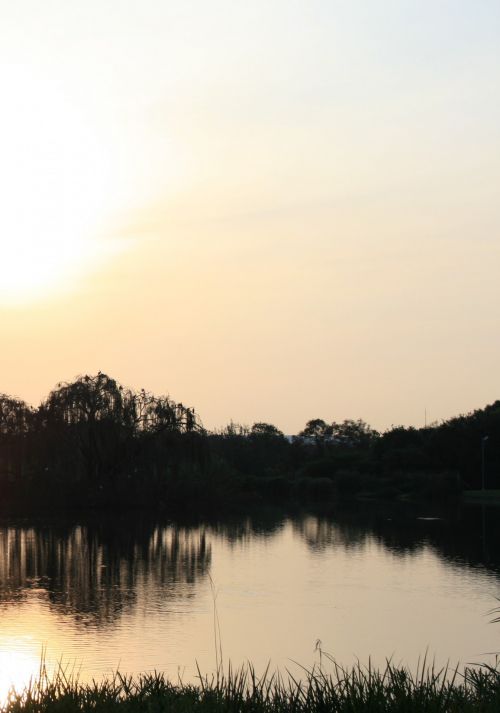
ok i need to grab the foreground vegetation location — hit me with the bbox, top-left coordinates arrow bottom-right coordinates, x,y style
0,372 -> 498,511
4,659 -> 500,713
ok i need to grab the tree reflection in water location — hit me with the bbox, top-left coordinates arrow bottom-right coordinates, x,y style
0,519 -> 211,626
0,504 -> 498,633
292,502 -> 500,574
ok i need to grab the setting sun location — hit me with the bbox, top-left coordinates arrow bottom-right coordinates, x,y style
0,65 -> 115,303
1,237 -> 98,304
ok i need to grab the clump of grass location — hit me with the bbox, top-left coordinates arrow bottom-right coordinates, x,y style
3,657 -> 500,712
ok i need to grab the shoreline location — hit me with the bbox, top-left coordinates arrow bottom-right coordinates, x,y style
2,658 -> 500,712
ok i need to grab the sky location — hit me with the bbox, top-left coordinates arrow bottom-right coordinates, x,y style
0,0 -> 499,433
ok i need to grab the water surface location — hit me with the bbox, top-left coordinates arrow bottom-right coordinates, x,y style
0,503 -> 499,698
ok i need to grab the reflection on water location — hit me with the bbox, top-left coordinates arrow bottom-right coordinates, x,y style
0,521 -> 211,625
0,504 -> 498,698
294,503 -> 500,572
0,645 -> 42,704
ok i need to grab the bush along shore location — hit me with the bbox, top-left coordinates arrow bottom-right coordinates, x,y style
4,659 -> 500,713
0,372 -> 499,511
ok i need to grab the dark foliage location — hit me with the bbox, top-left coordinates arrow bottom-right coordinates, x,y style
0,373 -> 207,511
0,373 -> 497,511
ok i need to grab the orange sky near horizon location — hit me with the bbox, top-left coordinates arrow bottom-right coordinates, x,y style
1,0 -> 499,433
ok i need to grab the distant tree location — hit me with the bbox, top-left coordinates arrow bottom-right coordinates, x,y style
131,389 -> 181,433
221,422 -> 250,438
332,419 -> 379,447
37,373 -> 135,486
0,395 -> 33,486
43,372 -> 132,427
0,395 -> 32,435
299,419 -> 333,443
250,422 -> 284,439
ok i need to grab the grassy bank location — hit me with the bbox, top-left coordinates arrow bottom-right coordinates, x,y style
4,660 -> 500,713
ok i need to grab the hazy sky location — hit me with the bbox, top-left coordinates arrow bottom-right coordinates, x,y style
1,0 -> 499,433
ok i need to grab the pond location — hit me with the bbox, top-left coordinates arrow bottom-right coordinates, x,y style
0,502 -> 499,698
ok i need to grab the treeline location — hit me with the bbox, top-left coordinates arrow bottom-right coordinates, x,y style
213,406 -> 499,501
0,372 -> 498,511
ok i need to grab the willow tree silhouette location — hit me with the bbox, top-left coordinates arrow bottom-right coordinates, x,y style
0,373 -> 206,509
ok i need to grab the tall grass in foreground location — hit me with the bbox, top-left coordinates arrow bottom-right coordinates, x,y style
3,658 -> 500,712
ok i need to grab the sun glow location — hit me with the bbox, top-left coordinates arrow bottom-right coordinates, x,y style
0,66 -> 117,303
0,639 -> 44,704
